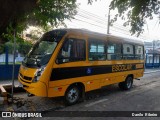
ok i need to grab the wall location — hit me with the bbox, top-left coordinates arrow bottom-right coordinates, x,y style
0,53 -> 24,63
0,64 -> 20,80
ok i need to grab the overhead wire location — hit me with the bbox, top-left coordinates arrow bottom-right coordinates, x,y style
78,8 -> 131,30
66,8 -> 147,40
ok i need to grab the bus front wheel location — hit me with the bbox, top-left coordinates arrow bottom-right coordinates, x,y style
64,85 -> 80,105
119,76 -> 133,90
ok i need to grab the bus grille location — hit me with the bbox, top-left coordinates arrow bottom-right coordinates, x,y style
20,78 -> 31,84
20,73 -> 32,81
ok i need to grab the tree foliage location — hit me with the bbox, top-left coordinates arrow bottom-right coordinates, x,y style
5,41 -> 32,55
25,0 -> 77,28
88,0 -> 160,36
4,42 -> 18,54
0,44 -> 4,54
0,0 -> 37,39
110,0 -> 160,36
18,41 -> 32,55
0,0 -> 77,43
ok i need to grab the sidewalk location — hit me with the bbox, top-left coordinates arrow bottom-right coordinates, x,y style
144,68 -> 160,74
0,79 -> 19,86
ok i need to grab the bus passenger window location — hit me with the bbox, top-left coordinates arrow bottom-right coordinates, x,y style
107,42 -> 122,60
123,44 -> 134,60
89,40 -> 106,61
56,38 -> 86,64
135,45 -> 144,60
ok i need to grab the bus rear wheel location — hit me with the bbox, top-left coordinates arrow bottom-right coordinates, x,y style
65,85 -> 80,105
119,76 -> 133,90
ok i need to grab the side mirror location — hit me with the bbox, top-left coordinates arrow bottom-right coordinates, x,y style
56,58 -> 63,64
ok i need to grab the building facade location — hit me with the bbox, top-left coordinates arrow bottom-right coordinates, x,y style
144,40 -> 160,68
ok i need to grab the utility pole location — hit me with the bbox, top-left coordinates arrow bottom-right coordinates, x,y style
12,29 -> 16,103
152,40 -> 155,68
107,8 -> 110,34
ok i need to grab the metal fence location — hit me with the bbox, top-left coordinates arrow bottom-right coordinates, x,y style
145,53 -> 160,68
0,64 -> 20,80
0,47 -> 22,80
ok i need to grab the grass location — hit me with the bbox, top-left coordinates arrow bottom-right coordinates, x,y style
0,62 -> 22,65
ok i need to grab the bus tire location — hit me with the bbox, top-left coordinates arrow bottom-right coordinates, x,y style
64,85 -> 80,105
119,76 -> 133,90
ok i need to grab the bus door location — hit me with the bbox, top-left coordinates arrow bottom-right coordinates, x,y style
87,38 -> 107,91
48,35 -> 87,97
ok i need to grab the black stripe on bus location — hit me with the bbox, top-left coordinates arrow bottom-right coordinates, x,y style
50,63 -> 144,81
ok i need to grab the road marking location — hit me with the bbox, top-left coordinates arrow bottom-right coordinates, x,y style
85,98 -> 108,107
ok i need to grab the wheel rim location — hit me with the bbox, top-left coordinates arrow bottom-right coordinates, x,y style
127,78 -> 132,88
67,87 -> 79,103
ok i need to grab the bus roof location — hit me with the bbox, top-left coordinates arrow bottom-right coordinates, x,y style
54,28 -> 144,45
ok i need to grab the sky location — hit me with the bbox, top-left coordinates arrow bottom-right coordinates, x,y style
63,0 -> 160,42
26,0 -> 160,42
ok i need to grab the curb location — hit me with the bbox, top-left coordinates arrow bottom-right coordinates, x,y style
144,70 -> 160,74
0,84 -> 25,105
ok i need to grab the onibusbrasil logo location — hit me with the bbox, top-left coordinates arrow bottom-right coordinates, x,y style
1,112 -> 42,118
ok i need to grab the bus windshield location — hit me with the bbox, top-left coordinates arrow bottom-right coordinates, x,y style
22,30 -> 66,68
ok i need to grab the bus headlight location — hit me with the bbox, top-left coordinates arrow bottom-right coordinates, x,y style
33,67 -> 45,82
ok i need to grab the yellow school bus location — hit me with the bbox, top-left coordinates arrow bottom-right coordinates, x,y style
18,29 -> 144,105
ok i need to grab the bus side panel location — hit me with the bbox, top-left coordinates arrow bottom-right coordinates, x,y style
47,75 -> 103,97
133,69 -> 144,78
47,66 -> 144,97
48,84 -> 69,97
102,69 -> 144,87
84,76 -> 102,92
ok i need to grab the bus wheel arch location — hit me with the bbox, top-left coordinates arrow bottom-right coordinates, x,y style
64,82 -> 85,105
119,74 -> 133,90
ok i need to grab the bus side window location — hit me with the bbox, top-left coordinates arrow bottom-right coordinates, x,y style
88,39 -> 106,61
107,42 -> 122,60
123,44 -> 134,60
56,38 -> 86,64
135,45 -> 144,60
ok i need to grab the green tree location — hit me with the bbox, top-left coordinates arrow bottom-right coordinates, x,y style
4,41 -> 32,55
0,0 -> 77,43
4,42 -> 17,54
0,44 -> 4,54
88,0 -> 160,36
110,0 -> 160,36
18,41 -> 32,55
28,0 -> 77,27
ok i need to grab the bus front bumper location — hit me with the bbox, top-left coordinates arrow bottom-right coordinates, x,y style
18,76 -> 47,97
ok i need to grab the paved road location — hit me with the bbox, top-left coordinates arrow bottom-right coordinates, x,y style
1,70 -> 160,120
32,71 -> 160,120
